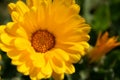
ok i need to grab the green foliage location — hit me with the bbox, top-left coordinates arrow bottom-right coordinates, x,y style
92,3 -> 111,33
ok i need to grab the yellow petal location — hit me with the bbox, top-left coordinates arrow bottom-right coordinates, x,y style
66,42 -> 85,55
29,67 -> 40,78
18,51 -> 30,63
8,1 -> 29,22
30,53 -> 45,68
68,53 -> 81,63
53,0 -> 75,7
30,77 -> 37,80
67,35 -> 89,42
26,0 -> 47,7
53,15 -> 84,37
35,2 -> 47,30
26,0 -> 34,7
41,61 -> 52,77
11,60 -> 23,65
8,3 -> 16,13
15,1 -> 29,15
50,56 -> 65,74
65,63 -> 75,74
69,4 -> 80,14
0,43 -> 11,52
37,71 -> 46,79
21,9 -> 37,33
77,25 -> 91,34
0,25 -> 5,33
54,49 -> 69,61
68,44 -> 85,56
11,11 -> 21,22
0,33 -> 14,45
79,42 -> 90,50
7,49 -> 21,59
5,22 -> 18,34
14,38 -> 31,50
5,22 -> 28,39
52,72 -> 64,80
17,64 -> 29,75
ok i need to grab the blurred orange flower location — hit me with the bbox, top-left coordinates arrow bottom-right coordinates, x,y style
88,32 -> 120,63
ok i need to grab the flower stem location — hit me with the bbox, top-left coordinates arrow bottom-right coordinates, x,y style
66,74 -> 72,80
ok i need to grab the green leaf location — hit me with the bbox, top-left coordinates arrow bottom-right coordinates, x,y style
92,3 -> 111,33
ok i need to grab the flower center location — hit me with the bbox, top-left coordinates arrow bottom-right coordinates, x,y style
31,30 -> 55,53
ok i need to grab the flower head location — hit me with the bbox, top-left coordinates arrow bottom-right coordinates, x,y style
88,32 -> 120,63
0,0 -> 90,79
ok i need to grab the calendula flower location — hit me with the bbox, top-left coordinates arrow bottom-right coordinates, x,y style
0,0 -> 90,80
88,32 -> 120,63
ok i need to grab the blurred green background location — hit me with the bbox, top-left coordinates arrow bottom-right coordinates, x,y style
0,0 -> 120,80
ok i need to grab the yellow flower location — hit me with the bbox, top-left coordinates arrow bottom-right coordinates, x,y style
88,32 -> 120,63
0,0 -> 90,80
